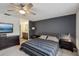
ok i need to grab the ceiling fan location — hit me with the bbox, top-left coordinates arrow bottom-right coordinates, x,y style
4,3 -> 36,16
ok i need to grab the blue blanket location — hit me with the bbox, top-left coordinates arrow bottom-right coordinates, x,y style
21,38 -> 59,56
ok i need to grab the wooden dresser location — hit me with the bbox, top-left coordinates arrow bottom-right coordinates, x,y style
0,35 -> 20,50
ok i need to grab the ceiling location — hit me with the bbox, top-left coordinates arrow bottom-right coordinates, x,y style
0,4 -> 20,19
0,3 -> 79,21
28,3 -> 79,21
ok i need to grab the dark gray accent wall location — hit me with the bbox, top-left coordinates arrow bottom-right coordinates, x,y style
34,14 -> 76,44
29,21 -> 35,38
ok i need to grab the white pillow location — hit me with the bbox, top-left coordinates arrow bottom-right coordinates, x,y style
61,34 -> 71,42
39,35 -> 47,39
47,36 -> 59,42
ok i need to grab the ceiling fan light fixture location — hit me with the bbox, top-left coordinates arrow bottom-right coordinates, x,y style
19,10 -> 25,14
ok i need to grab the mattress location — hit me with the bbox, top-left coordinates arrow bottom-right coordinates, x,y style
20,38 -> 59,56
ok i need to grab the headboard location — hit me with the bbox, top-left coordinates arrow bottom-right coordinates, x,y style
35,32 -> 75,44
36,32 -> 59,39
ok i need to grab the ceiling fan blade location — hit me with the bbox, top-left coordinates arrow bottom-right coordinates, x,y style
9,3 -> 21,10
30,11 -> 36,15
24,8 -> 36,15
23,3 -> 33,10
10,3 -> 19,8
27,3 -> 33,8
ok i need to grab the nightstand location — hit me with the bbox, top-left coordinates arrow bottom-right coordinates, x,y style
31,35 -> 40,39
59,39 -> 77,52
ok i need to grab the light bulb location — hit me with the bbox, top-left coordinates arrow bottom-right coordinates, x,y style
19,10 -> 25,14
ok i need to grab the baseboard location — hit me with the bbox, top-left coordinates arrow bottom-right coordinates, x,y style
77,48 -> 79,56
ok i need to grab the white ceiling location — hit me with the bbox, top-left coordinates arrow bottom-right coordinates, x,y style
0,3 -> 79,21
28,3 -> 79,21
0,4 -> 21,19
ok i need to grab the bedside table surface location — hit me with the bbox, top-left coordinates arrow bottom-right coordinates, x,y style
59,39 -> 76,52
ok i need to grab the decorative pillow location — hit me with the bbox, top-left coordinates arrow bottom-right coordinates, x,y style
47,35 -> 59,42
60,34 -> 71,42
38,35 -> 47,39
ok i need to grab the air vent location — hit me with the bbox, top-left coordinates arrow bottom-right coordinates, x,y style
4,13 -> 11,16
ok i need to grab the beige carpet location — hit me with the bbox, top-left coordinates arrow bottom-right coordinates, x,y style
0,46 -> 77,56
57,48 -> 77,56
0,46 -> 29,56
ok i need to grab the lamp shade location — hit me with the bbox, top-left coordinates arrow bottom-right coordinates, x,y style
32,27 -> 35,30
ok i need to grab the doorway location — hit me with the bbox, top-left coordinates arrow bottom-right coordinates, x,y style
20,19 -> 29,44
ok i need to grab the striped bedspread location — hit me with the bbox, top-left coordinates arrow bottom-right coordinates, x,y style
20,39 -> 59,56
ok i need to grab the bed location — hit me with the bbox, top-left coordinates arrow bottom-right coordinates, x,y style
20,34 -> 59,56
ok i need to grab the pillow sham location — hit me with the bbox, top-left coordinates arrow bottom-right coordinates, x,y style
47,35 -> 59,42
60,34 -> 72,42
38,35 -> 47,39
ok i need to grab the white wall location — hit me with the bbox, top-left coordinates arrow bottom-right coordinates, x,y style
76,9 -> 79,55
20,18 -> 28,38
0,14 -> 20,36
